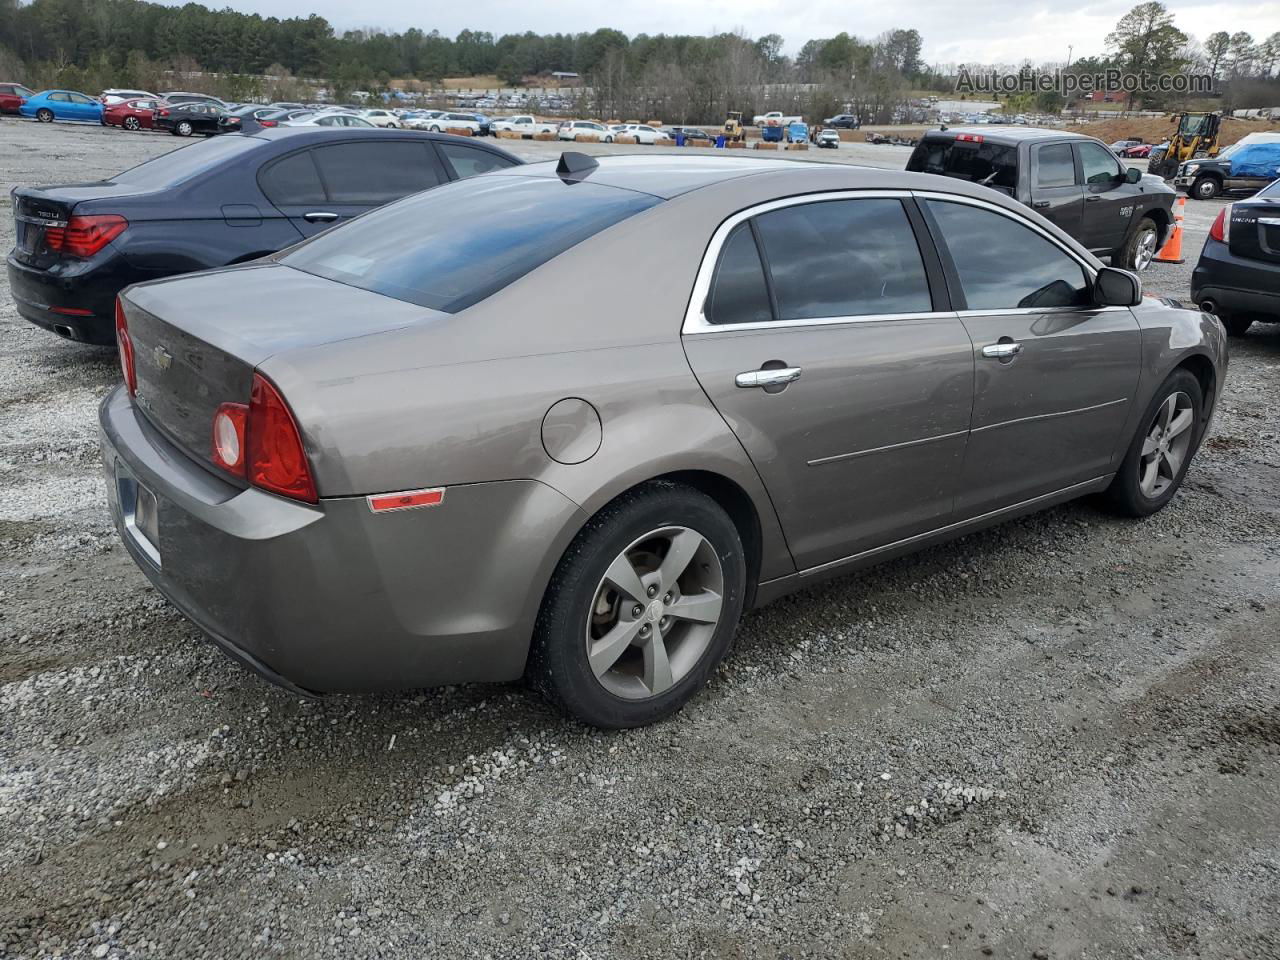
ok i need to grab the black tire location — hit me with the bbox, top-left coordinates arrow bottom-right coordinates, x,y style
530,482 -> 747,728
1220,314 -> 1254,337
1103,368 -> 1203,518
123,116 -> 140,131
1191,176 -> 1220,200
1118,216 -> 1160,271
175,120 -> 193,137
36,108 -> 53,123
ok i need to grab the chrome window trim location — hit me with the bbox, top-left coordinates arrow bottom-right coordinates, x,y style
681,189 -> 950,335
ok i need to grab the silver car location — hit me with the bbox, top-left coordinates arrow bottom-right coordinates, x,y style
100,154 -> 1227,727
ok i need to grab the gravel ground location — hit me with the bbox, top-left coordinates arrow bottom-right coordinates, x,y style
1,119 -> 1278,960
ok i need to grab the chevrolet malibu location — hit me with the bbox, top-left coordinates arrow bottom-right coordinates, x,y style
100,154 -> 1227,728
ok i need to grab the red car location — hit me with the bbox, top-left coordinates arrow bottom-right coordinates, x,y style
1122,143 -> 1154,158
103,97 -> 167,131
0,82 -> 35,115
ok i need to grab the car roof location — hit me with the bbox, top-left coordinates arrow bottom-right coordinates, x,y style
488,153 -> 1018,201
925,125 -> 1091,143
237,127 -> 519,155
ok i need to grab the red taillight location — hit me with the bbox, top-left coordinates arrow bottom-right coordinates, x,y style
158,108 -> 169,117
259,119 -> 276,127
212,402 -> 248,475
115,299 -> 137,396
246,373 -> 317,503
46,214 -> 127,258
1209,206 -> 1231,243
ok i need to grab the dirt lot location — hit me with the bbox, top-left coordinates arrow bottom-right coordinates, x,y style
1,119 -> 1278,960
1077,116 -> 1280,149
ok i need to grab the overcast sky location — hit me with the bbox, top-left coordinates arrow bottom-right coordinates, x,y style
174,0 -> 1279,66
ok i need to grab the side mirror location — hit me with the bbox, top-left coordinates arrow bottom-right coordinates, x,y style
1124,166 -> 1142,184
1094,266 -> 1142,307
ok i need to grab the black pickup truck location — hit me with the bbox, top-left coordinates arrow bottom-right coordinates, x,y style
907,127 -> 1177,271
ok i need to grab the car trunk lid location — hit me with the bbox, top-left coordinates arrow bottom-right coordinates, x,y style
120,263 -> 436,473
1227,196 -> 1280,265
11,182 -> 147,268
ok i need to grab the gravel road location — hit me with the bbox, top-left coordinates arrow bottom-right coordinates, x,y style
1,119 -> 1278,960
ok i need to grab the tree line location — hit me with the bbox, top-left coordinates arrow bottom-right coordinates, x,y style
0,0 -> 1276,120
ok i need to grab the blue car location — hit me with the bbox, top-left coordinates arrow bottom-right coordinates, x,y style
20,89 -> 104,124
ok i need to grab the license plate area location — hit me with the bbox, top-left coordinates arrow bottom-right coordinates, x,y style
116,462 -> 161,566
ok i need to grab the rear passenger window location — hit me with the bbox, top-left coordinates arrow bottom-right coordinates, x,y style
706,224 -> 772,326
313,141 -> 444,204
258,150 -> 326,205
927,200 -> 1090,310
436,142 -> 517,179
1036,143 -> 1076,187
752,198 -> 933,320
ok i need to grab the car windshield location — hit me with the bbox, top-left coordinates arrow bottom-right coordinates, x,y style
110,135 -> 263,187
282,176 -> 661,313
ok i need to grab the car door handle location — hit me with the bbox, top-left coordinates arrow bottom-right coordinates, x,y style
736,367 -> 802,388
303,211 -> 339,223
1032,200 -> 1050,208
981,342 -> 1022,359
1085,195 -> 1101,202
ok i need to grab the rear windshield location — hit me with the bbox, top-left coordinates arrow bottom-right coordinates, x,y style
281,176 -> 661,313
111,135 -> 264,188
907,137 -> 1018,192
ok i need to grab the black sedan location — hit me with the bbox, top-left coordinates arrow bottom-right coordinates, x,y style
154,101 -> 236,137
7,128 -> 520,344
1192,178 -> 1280,336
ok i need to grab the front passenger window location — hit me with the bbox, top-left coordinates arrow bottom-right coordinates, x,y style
927,200 -> 1090,310
1078,142 -> 1123,185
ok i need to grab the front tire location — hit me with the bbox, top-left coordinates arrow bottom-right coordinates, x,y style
1191,176 -> 1220,200
1119,216 -> 1160,271
1103,369 -> 1203,518
36,108 -> 53,123
530,483 -> 746,728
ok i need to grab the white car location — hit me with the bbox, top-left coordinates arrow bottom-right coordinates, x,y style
753,111 -> 802,127
100,88 -> 156,106
816,128 -> 840,148
615,123 -> 671,145
424,112 -> 486,134
361,109 -> 399,128
492,114 -> 557,136
401,110 -> 446,130
558,120 -> 616,142
282,112 -> 374,128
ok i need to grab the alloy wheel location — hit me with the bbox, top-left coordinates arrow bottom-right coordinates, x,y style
586,526 -> 724,700
1139,391 -> 1194,498
124,116 -> 140,130
1133,227 -> 1158,270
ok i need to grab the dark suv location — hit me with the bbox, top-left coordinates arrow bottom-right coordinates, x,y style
907,127 -> 1176,271
8,128 -> 520,344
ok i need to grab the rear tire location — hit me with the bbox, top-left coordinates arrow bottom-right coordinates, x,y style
123,116 -> 141,131
1191,176 -> 1220,200
1103,369 -> 1203,518
36,108 -> 53,123
530,482 -> 747,728
176,120 -> 193,137
1220,314 -> 1254,337
1119,216 -> 1160,271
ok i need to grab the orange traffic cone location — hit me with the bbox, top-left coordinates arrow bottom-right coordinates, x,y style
1153,195 -> 1185,264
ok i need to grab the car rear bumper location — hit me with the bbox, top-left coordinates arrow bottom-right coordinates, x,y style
1191,237 -> 1280,317
99,386 -> 586,694
7,253 -> 124,344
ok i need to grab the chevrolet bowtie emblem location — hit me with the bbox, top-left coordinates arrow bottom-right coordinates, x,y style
152,345 -> 172,371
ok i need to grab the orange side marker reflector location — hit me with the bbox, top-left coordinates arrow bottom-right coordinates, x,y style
367,487 -> 445,513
